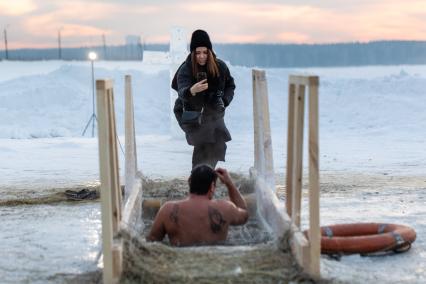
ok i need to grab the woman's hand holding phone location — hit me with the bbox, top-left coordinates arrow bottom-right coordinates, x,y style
190,79 -> 208,96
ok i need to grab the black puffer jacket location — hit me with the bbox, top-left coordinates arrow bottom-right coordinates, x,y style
172,54 -> 236,146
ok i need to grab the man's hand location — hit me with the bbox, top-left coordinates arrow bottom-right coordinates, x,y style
216,167 -> 248,225
216,167 -> 233,186
190,79 -> 208,96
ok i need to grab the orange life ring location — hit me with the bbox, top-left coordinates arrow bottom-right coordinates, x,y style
312,223 -> 416,255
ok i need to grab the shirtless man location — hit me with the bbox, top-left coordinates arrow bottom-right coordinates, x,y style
147,164 -> 248,246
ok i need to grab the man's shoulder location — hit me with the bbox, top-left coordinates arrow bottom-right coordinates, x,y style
210,199 -> 235,210
163,200 -> 183,207
160,200 -> 183,213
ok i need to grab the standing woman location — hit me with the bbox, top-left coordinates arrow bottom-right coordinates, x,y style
172,30 -> 236,168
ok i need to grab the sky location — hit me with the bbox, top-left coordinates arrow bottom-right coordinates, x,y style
0,0 -> 425,49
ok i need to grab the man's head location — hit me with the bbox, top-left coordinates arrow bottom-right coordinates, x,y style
189,164 -> 217,195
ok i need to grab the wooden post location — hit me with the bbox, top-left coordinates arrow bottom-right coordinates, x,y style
259,71 -> 274,187
286,75 -> 320,279
124,75 -> 138,200
252,69 -> 275,189
286,83 -> 296,216
292,84 -> 305,227
121,75 -> 143,231
308,78 -> 320,277
96,79 -> 122,284
252,71 -> 261,173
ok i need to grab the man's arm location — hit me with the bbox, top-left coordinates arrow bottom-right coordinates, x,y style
146,204 -> 168,242
216,168 -> 248,225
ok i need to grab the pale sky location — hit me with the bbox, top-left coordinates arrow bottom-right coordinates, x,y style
1,0 -> 425,49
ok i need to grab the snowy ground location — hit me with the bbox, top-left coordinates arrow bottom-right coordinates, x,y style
0,61 -> 425,283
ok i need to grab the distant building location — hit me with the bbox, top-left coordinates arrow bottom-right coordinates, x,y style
125,35 -> 142,46
125,35 -> 143,60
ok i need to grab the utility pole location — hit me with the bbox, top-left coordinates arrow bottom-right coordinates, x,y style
58,27 -> 63,60
3,25 -> 9,60
102,34 -> 107,60
141,36 -> 146,61
137,36 -> 143,61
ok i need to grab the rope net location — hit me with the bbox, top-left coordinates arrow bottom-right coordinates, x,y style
118,173 -> 315,283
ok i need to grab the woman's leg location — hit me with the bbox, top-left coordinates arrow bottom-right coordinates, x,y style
192,143 -> 219,169
209,141 -> 226,168
205,142 -> 226,169
192,139 -> 227,169
192,144 -> 207,168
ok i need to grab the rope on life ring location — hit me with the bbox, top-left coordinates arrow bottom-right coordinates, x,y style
304,223 -> 416,256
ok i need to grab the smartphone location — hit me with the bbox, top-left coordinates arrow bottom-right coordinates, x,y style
196,72 -> 207,82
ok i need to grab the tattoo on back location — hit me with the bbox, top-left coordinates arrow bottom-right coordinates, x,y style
208,206 -> 226,234
169,204 -> 179,224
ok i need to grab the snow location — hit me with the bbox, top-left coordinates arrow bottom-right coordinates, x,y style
0,60 -> 425,283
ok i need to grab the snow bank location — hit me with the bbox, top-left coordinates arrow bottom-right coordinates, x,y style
1,62 -> 425,141
0,61 -> 425,177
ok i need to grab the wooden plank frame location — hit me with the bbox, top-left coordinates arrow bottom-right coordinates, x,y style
124,75 -> 137,200
251,70 -> 320,278
96,79 -> 123,284
286,75 -> 320,278
252,69 -> 292,251
122,75 -> 143,230
252,69 -> 275,189
97,72 -> 320,282
97,76 -> 143,283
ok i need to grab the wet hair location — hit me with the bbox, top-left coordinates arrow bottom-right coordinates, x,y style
189,164 -> 217,195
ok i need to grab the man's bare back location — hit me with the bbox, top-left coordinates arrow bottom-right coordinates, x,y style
147,166 -> 248,246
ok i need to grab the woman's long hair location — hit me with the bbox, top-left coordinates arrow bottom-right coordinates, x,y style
191,49 -> 220,79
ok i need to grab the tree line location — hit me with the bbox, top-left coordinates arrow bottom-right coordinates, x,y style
1,41 -> 425,67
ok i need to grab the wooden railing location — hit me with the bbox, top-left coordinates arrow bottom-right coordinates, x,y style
96,75 -> 142,284
96,79 -> 122,283
286,75 -> 320,277
251,69 -> 289,235
96,71 -> 320,282
252,70 -> 321,278
121,75 -> 143,231
252,70 -> 275,189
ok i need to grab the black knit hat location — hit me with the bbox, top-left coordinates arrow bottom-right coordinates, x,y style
190,30 -> 212,52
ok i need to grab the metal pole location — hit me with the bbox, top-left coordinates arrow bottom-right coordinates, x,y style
102,34 -> 107,60
91,59 -> 95,137
82,52 -> 97,137
58,29 -> 62,59
4,28 -> 8,60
